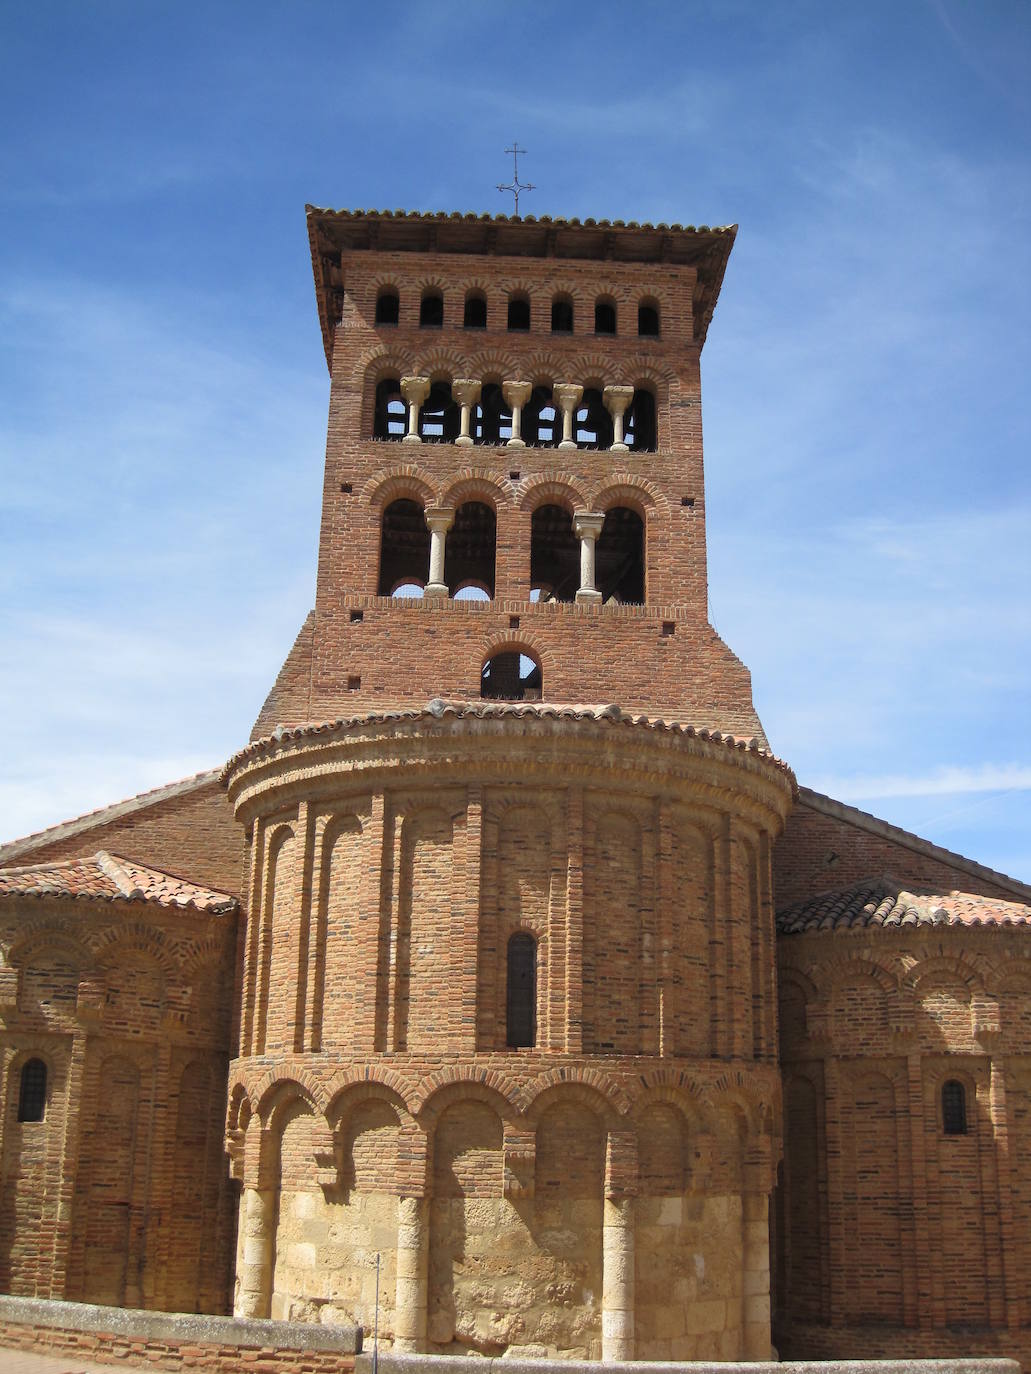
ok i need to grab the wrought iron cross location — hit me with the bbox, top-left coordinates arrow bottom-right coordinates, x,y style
497,143 -> 535,216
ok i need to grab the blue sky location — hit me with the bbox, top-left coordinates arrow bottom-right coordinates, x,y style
1,1 -> 1029,883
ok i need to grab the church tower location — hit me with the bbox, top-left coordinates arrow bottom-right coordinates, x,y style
223,209 -> 795,1360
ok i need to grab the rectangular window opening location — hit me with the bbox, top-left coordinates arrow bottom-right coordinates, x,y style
347,675 -> 361,691
350,610 -> 364,623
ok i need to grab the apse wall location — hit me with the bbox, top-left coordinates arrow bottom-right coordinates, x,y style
222,703 -> 794,1360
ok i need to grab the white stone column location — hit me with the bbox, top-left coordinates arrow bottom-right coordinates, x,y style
553,382 -> 583,450
451,378 -> 481,447
234,1186 -> 275,1318
423,505 -> 454,601
400,375 -> 430,445
602,1196 -> 635,1361
502,380 -> 532,448
573,511 -> 605,604
603,384 -> 635,452
394,1194 -> 428,1352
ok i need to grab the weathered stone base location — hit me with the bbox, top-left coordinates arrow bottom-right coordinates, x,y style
356,1353 -> 1019,1374
0,1294 -> 360,1372
778,1319 -> 1031,1370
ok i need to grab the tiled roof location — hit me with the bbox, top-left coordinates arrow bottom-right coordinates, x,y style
223,698 -> 792,784
777,876 -> 1031,936
0,768 -> 222,866
0,852 -> 237,914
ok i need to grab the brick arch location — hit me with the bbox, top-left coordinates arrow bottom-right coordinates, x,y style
814,951 -> 899,997
413,273 -> 448,298
359,345 -> 417,382
906,953 -> 984,996
6,925 -> 93,973
521,1070 -> 630,1120
319,1065 -> 419,1117
626,358 -> 677,389
414,1075 -> 519,1122
777,965 -> 820,1003
923,1061 -> 981,1095
227,1082 -> 252,1133
440,470 -> 510,512
627,1081 -> 711,1130
363,463 -> 438,510
254,1069 -> 329,1125
326,1078 -> 414,1129
514,352 -> 563,386
518,471 -> 591,513
462,348 -> 519,382
482,792 -> 562,828
413,348 -> 465,382
573,352 -> 623,388
477,633 -> 546,673
180,932 -> 230,980
591,474 -> 667,517
91,923 -> 178,979
992,958 -> 1031,994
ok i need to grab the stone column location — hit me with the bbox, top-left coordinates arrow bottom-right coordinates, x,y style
451,378 -> 481,447
235,1185 -> 276,1318
400,376 -> 430,445
502,380 -> 532,448
603,385 -> 635,452
602,1196 -> 635,1360
394,1194 -> 428,1352
423,506 -> 454,601
553,382 -> 583,450
573,512 -> 605,604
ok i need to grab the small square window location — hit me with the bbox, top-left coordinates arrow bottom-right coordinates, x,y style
350,610 -> 364,624
347,675 -> 361,691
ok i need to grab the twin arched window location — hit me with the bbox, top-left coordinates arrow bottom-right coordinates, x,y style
17,1058 -> 47,1122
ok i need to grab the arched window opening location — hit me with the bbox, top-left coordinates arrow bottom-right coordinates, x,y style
942,1080 -> 967,1135
464,291 -> 487,329
473,383 -> 511,446
392,582 -> 424,599
454,584 -> 490,602
377,498 -> 430,596
419,291 -> 443,328
445,501 -> 496,598
531,504 -> 579,603
418,381 -> 460,443
507,932 -> 537,1048
375,289 -> 399,326
638,301 -> 660,336
595,298 -> 617,335
507,296 -> 530,332
481,650 -> 542,702
597,506 -> 645,605
522,386 -> 559,447
551,297 -> 574,333
575,388 -> 614,449
625,388 -> 657,452
373,377 -> 406,440
18,1058 -> 47,1123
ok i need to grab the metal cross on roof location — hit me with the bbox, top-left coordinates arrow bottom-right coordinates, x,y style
497,142 -> 535,217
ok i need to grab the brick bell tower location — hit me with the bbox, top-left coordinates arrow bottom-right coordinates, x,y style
223,210 -> 795,1360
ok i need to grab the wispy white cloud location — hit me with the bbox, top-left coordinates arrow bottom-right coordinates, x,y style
810,762 -> 1031,801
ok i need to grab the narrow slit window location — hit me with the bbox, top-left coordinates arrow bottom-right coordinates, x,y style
942,1080 -> 967,1135
18,1058 -> 47,1123
464,292 -> 487,329
375,289 -> 399,326
506,933 -> 537,1048
419,291 -> 443,328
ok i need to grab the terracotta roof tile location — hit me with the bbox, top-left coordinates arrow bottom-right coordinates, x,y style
222,698 -> 794,785
0,852 -> 237,915
777,876 -> 1031,936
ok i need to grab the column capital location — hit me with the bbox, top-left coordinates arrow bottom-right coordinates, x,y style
451,378 -> 481,406
573,511 -> 605,540
424,505 -> 455,534
553,381 -> 584,407
603,384 -> 635,414
400,375 -> 431,404
502,379 -> 533,407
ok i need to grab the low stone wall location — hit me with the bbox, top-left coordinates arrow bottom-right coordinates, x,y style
0,1294 -> 361,1372
356,1356 -> 1020,1374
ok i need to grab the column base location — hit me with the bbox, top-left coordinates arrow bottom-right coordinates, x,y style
424,584 -> 449,601
401,433 -> 422,445
559,439 -> 577,451
575,588 -> 603,604
455,435 -> 473,447
611,441 -> 629,453
506,436 -> 526,449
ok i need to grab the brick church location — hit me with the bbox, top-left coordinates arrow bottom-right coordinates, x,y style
1,207 -> 1030,1363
